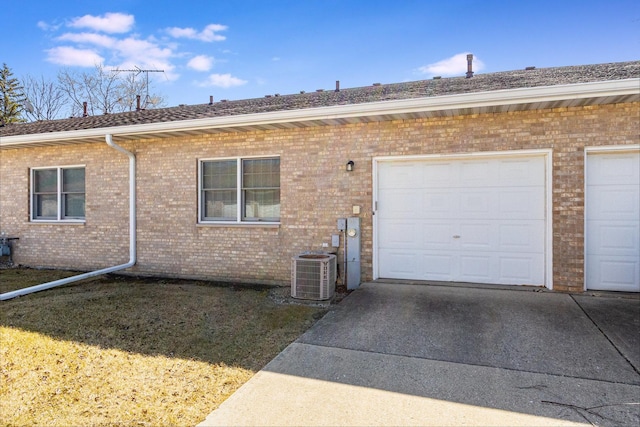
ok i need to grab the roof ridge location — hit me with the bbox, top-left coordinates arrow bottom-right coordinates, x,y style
2,60 -> 638,137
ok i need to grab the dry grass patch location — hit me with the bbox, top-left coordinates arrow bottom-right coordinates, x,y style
0,268 -> 327,426
1,327 -> 252,426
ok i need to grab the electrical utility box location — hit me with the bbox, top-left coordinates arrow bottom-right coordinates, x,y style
346,217 -> 361,289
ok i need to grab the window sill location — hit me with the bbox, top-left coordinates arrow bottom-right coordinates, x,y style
30,220 -> 86,225
197,222 -> 280,228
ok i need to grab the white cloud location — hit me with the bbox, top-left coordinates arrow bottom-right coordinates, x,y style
68,12 -> 135,34
188,55 -> 214,71
46,46 -> 104,67
37,20 -> 61,31
418,52 -> 485,77
39,12 -> 242,97
108,38 -> 178,80
58,32 -> 116,48
200,24 -> 228,41
167,24 -> 227,42
197,73 -> 247,88
115,37 -> 173,63
46,32 -> 177,80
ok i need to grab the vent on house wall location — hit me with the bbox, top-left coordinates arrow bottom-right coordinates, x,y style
291,253 -> 337,300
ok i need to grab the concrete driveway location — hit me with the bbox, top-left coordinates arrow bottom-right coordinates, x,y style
199,282 -> 640,426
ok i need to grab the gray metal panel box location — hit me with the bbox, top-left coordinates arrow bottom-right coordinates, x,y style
346,217 -> 361,289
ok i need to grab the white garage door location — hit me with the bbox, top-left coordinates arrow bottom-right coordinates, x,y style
376,155 -> 546,286
586,150 -> 640,292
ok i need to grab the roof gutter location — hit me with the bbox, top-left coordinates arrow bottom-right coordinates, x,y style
1,79 -> 638,148
0,134 -> 136,301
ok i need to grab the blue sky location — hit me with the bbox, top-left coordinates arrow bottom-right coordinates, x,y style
3,0 -> 639,107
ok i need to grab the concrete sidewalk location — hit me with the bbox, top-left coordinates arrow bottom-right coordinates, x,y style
198,282 -> 640,426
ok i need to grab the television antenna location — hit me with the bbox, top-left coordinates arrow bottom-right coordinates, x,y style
111,66 -> 164,108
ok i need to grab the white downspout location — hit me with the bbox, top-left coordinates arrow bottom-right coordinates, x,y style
0,134 -> 136,301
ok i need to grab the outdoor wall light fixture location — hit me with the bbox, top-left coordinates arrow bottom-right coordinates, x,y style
346,160 -> 354,172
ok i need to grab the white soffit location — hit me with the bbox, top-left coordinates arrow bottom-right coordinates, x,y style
1,78 -> 639,149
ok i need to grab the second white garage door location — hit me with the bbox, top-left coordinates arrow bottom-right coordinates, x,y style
376,154 -> 547,286
586,150 -> 640,292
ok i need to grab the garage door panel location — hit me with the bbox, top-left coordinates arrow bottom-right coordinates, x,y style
587,189 -> 639,221
600,225 -> 639,254
498,188 -> 545,219
586,151 -> 640,292
420,253 -> 455,280
379,189 -> 423,218
459,255 -> 492,282
589,154 -> 639,185
459,222 -> 494,249
422,222 -> 457,250
498,158 -> 546,186
377,155 -> 547,286
379,250 -> 418,278
459,187 -> 545,220
379,220 -> 421,249
460,161 -> 493,187
422,190 -> 456,218
498,221 -> 545,253
588,222 -> 639,256
587,256 -> 639,292
460,190 -> 493,218
499,255 -> 544,284
379,163 -> 421,189
422,162 -> 457,187
456,220 -> 545,254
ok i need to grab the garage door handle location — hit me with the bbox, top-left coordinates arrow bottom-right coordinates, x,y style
453,235 -> 461,239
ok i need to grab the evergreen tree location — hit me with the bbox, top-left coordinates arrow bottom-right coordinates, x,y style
0,63 -> 26,125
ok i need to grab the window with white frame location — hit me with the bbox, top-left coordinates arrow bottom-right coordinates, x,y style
31,166 -> 85,221
200,157 -> 280,223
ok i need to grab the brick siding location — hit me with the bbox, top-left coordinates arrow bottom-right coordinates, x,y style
1,102 -> 638,292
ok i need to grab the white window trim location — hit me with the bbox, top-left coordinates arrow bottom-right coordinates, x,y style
30,165 -> 86,223
198,155 -> 281,225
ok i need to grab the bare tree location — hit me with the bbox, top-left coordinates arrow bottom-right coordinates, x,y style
116,71 -> 165,111
57,64 -> 165,117
21,74 -> 66,121
57,65 -> 121,116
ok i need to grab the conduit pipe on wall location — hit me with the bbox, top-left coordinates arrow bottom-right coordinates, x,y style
0,134 -> 136,301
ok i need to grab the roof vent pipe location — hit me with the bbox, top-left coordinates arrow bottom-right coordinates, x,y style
466,54 -> 474,78
209,95 -> 214,105
335,80 -> 340,92
83,102 -> 88,117
0,135 -> 136,301
136,95 -> 141,112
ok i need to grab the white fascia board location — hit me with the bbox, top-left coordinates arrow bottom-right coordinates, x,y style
2,78 -> 638,147
118,78 -> 640,132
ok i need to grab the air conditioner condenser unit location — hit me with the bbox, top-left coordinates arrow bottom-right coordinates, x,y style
291,253 -> 337,300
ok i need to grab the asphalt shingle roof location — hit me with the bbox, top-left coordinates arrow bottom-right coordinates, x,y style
2,60 -> 638,137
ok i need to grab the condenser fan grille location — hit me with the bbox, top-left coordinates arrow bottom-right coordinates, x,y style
291,254 -> 336,300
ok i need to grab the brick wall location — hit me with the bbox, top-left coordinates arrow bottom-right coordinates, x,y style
1,102 -> 638,292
